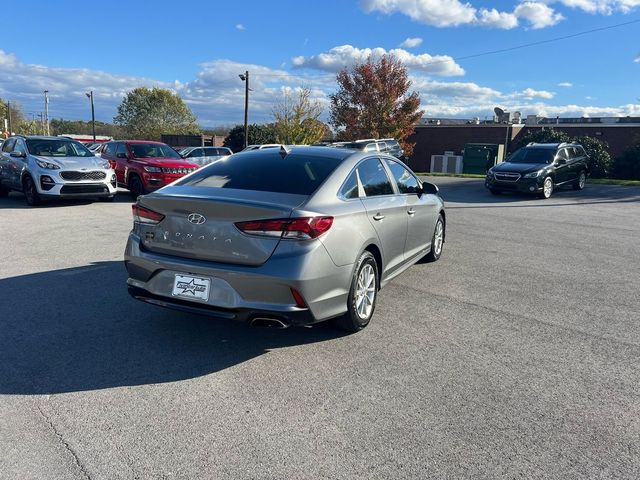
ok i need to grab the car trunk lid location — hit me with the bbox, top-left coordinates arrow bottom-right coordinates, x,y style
136,187 -> 308,266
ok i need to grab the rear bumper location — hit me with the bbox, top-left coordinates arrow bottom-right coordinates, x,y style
124,233 -> 353,325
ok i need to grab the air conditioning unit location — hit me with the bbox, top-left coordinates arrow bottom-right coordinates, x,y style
431,154 -> 463,174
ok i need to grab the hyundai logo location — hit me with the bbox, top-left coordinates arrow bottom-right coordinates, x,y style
187,213 -> 206,225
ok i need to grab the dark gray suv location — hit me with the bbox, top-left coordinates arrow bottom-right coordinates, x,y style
485,142 -> 589,199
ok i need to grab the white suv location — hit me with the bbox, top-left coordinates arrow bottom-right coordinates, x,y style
0,136 -> 117,206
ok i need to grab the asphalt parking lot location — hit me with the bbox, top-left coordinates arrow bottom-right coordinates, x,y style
1,177 -> 639,479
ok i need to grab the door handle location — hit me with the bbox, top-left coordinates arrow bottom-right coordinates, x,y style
372,213 -> 385,221
407,208 -> 415,216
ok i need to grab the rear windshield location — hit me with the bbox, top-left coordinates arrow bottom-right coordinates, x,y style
508,148 -> 556,164
131,143 -> 180,159
176,152 -> 343,195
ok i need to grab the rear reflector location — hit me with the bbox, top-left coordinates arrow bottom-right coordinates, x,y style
290,288 -> 307,308
132,204 -> 165,224
235,216 -> 333,240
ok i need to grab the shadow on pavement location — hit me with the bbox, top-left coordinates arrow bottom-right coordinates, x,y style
0,261 -> 346,395
0,191 -> 134,209
426,177 -> 640,206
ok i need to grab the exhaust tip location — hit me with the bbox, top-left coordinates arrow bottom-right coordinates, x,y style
250,317 -> 289,329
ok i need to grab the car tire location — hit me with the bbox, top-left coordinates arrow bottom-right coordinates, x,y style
23,176 -> 41,206
0,185 -> 9,197
489,188 -> 502,195
425,214 -> 445,263
538,176 -> 554,199
335,251 -> 379,333
573,171 -> 586,191
128,174 -> 145,198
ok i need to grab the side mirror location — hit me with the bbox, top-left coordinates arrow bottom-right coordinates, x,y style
10,151 -> 26,158
420,182 -> 439,195
555,158 -> 567,165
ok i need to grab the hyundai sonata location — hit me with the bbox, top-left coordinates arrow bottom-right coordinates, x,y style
125,146 -> 445,332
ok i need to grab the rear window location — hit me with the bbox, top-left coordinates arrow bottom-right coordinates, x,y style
177,152 -> 343,195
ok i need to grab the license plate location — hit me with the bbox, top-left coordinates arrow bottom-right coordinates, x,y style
172,274 -> 211,301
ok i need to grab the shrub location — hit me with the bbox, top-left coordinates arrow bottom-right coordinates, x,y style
612,144 -> 640,180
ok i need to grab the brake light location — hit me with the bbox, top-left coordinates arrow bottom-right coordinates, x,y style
290,288 -> 307,308
235,216 -> 333,239
132,204 -> 165,224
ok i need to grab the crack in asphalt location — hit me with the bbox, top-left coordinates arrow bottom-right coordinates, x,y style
36,401 -> 92,480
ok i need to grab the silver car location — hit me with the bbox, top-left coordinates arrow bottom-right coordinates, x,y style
0,136 -> 117,205
179,146 -> 233,167
125,146 -> 445,332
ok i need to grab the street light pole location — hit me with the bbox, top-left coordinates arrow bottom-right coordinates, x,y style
239,71 -> 249,149
86,91 -> 96,141
43,90 -> 50,136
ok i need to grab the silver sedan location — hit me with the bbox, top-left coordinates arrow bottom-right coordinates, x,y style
125,146 -> 445,332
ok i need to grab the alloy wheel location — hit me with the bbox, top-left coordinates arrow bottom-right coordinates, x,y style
433,219 -> 444,256
543,177 -> 553,198
355,263 -> 376,320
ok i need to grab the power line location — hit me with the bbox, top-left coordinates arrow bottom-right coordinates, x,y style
249,17 -> 640,79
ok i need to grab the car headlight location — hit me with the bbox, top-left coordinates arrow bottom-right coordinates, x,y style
523,170 -> 543,178
35,159 -> 60,170
486,168 -> 494,176
143,166 -> 162,173
101,160 -> 111,169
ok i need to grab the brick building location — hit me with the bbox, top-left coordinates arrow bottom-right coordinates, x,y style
406,117 -> 640,173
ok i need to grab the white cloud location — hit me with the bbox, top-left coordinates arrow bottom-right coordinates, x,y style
292,45 -> 464,76
235,24 -> 245,31
558,82 -> 573,87
399,37 -> 423,48
361,0 -> 565,29
514,2 -> 565,28
634,54 -> 640,63
476,9 -> 519,29
504,88 -> 556,100
361,0 -> 477,27
550,0 -> 640,14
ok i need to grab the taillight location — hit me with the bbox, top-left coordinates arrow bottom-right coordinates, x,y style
132,204 -> 165,224
235,216 -> 333,240
290,288 -> 307,308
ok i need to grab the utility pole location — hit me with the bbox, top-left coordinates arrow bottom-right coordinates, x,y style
239,71 -> 249,149
86,91 -> 96,141
6,101 -> 12,135
43,90 -> 50,136
37,113 -> 45,135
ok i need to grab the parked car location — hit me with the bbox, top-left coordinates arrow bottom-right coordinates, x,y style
101,140 -> 199,197
178,146 -> 232,167
333,139 -> 380,153
0,135 -> 117,205
485,142 -> 589,199
379,138 -> 405,159
240,144 -> 283,152
125,146 -> 445,332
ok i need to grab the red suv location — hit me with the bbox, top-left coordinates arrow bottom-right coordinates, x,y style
101,140 -> 199,197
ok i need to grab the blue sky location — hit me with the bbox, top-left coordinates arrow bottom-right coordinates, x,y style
1,0 -> 638,127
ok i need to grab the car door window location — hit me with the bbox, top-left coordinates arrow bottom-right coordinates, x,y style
357,158 -> 394,197
339,170 -> 360,199
2,138 -> 16,153
116,143 -> 128,158
557,149 -> 569,161
103,143 -> 115,156
384,158 -> 419,194
13,139 -> 26,155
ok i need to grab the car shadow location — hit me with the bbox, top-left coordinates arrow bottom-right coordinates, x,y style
0,191 -> 134,209
0,261 -> 346,395
424,177 -> 640,206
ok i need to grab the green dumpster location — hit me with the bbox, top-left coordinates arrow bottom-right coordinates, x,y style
462,143 -> 504,174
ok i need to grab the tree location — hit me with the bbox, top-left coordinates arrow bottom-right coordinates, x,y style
612,142 -> 640,179
223,123 -> 276,152
50,118 -> 124,138
113,87 -> 200,140
272,88 -> 325,145
329,54 -> 423,156
1,98 -> 26,134
513,128 -> 570,151
573,135 -> 612,178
